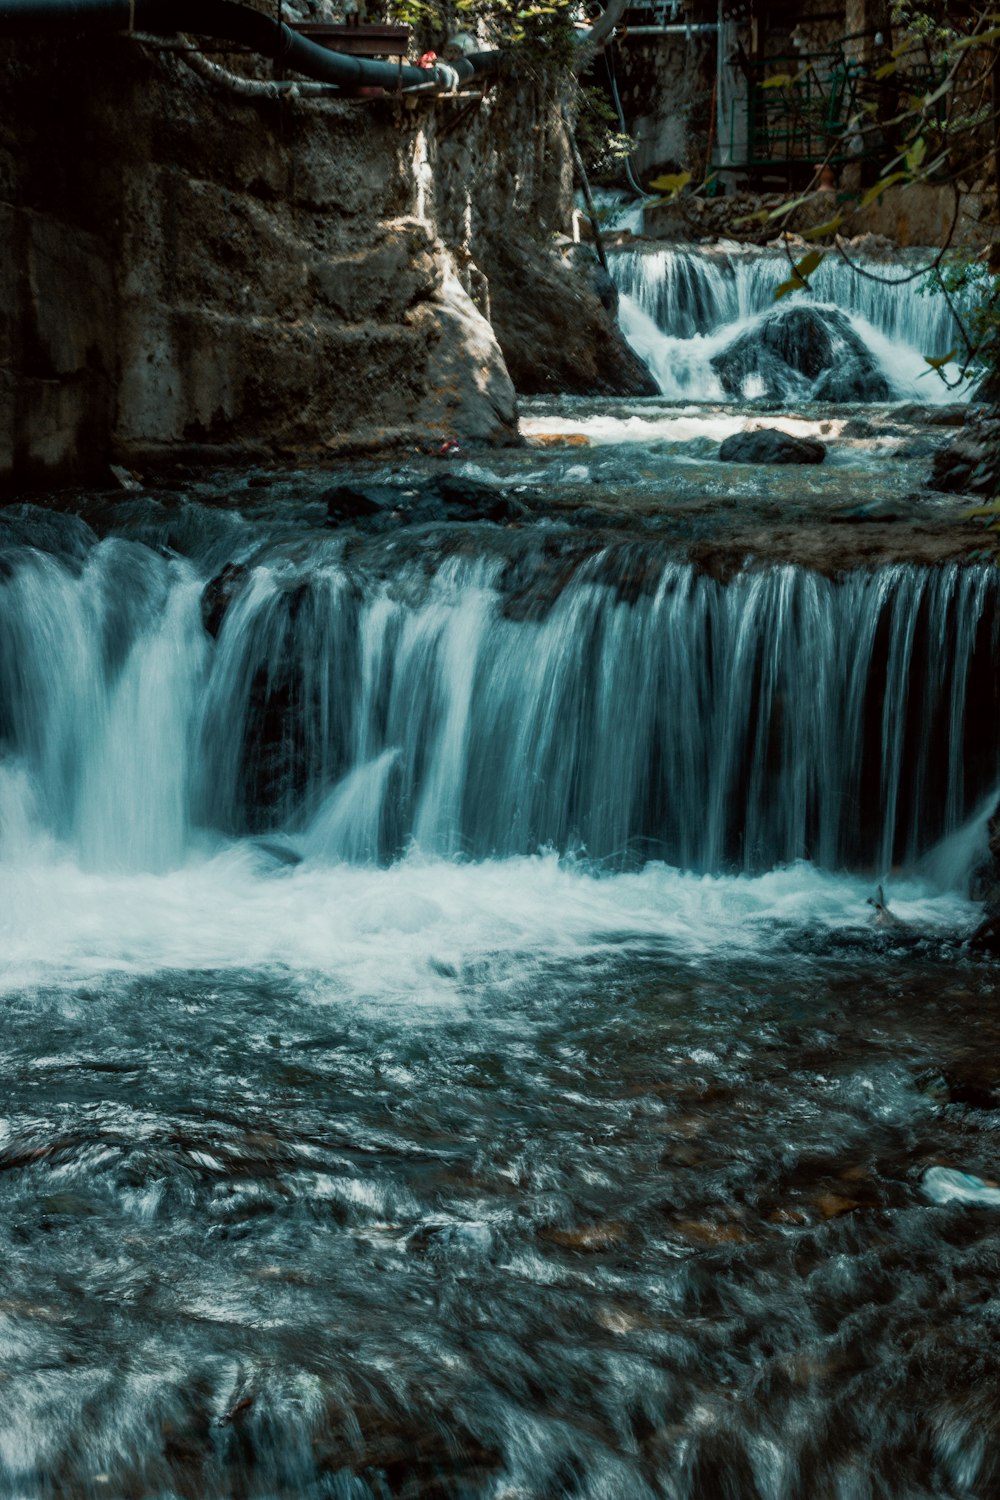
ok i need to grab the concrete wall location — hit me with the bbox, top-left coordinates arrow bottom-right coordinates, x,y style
615,32 -> 715,182
0,33 -> 528,491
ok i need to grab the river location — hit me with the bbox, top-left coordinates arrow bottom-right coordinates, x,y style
1,243 -> 998,1499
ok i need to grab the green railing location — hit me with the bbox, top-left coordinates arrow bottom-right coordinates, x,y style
724,46 -> 866,174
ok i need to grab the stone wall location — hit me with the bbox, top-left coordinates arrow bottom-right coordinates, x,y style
434,77 -> 657,396
0,28 -> 650,492
613,33 -> 715,184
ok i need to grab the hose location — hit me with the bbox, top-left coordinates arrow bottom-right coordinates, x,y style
0,0 -> 499,92
605,38 -> 645,198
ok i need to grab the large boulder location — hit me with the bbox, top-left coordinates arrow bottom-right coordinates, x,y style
475,234 -> 658,398
712,304 -> 890,402
718,428 -> 827,465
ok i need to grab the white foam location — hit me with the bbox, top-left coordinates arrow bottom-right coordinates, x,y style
923,1167 -> 1000,1207
0,845 -> 977,1003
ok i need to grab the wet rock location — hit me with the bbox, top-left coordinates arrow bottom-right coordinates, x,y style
813,1191 -> 858,1219
540,1221 -> 630,1253
718,429 -> 826,465
201,561 -> 248,638
674,1218 -> 750,1246
324,484 -> 400,526
919,1060 -> 1000,1110
712,305 -> 888,402
928,413 -> 1000,497
813,358 -> 891,403
563,242 -> 620,315
424,474 -> 528,524
893,402 -> 968,427
324,475 -> 528,531
0,502 -> 97,562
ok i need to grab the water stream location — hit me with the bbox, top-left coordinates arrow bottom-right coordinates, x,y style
1,248 -> 999,1499
611,245 -> 966,404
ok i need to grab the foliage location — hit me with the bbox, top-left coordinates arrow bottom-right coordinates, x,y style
921,250 -> 1000,393
387,0 -> 578,65
752,2 -> 1000,400
573,83 -> 636,177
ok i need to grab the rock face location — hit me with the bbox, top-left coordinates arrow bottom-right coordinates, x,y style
928,410 -> 1000,497
0,36 -> 648,490
719,429 -> 827,465
712,305 -> 891,403
476,237 -> 658,398
434,85 -> 657,400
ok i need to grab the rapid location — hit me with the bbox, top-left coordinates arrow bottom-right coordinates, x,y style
1,245 -> 999,1500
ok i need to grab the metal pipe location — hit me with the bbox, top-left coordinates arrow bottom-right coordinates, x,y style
0,0 -> 499,92
622,24 -> 720,35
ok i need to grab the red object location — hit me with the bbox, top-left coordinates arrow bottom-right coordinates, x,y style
419,51 -> 437,68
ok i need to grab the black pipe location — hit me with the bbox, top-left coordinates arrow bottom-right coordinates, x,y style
0,0 -> 499,91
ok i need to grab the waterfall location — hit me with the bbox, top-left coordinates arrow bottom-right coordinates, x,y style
611,245 -> 968,402
1,538 -> 997,878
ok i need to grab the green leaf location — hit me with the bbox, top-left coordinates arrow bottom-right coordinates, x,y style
921,77 -> 953,108
775,274 -> 806,300
859,172 -> 907,210
794,249 -> 825,280
906,136 -> 927,172
803,213 -> 844,240
951,25 -> 1000,50
924,348 -> 958,370
766,192 -> 818,220
648,171 -> 692,198
762,73 -> 794,89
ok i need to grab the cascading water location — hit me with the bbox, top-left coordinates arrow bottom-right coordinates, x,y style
2,539 -> 997,877
612,244 -> 967,402
2,314 -> 998,1493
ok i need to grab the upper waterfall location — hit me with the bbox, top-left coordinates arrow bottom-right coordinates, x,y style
610,244 -> 968,403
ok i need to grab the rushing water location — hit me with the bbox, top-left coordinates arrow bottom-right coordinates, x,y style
2,248 -> 1000,1497
2,543 -> 998,875
611,245 -> 967,404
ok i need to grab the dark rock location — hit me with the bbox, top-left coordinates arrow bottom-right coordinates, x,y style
324,484 -> 400,526
894,438 -> 937,459
813,358 -> 891,403
929,416 -> 1000,497
916,1060 -> 1000,1109
0,502 -> 97,562
323,475 -> 529,532
719,429 -> 827,465
253,839 -> 304,868
201,562 -> 248,638
477,234 -> 658,398
712,305 -> 889,402
893,402 -> 968,427
564,242 -> 620,315
423,474 -> 528,524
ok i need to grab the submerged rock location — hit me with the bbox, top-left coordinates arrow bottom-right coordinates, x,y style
201,561 -> 249,638
718,429 -> 826,465
324,474 -> 529,531
324,484 -> 400,525
0,503 -> 97,563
